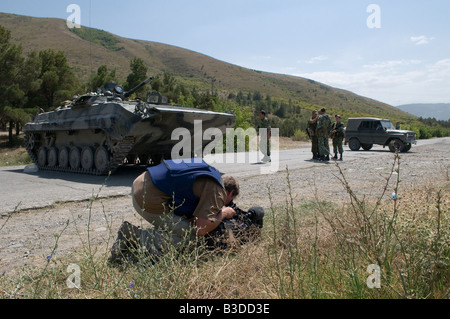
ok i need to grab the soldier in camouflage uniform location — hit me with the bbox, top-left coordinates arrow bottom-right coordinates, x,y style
257,110 -> 271,162
316,108 -> 331,161
307,110 -> 319,160
330,115 -> 345,161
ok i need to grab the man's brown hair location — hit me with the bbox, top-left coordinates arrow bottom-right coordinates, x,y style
223,176 -> 239,197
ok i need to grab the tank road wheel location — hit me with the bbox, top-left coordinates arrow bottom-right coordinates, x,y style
58,147 -> 70,168
125,155 -> 137,164
69,146 -> 81,169
94,146 -> 110,173
37,146 -> 48,167
47,147 -> 58,167
149,154 -> 163,166
348,138 -> 361,151
138,154 -> 150,165
81,146 -> 95,170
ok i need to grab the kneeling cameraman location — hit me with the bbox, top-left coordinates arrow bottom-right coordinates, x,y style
109,159 -> 264,264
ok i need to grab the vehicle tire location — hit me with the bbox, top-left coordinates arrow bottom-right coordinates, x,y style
81,146 -> 95,170
402,143 -> 412,152
58,147 -> 70,168
69,146 -> 81,169
151,153 -> 163,165
361,143 -> 373,151
47,147 -> 58,167
37,146 -> 47,167
138,154 -> 150,165
348,138 -> 361,151
125,155 -> 136,164
95,146 -> 110,172
388,139 -> 404,152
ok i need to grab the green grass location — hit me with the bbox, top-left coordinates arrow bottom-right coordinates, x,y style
0,155 -> 448,299
69,27 -> 124,52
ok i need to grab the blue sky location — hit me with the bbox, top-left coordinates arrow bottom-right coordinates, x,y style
1,0 -> 450,106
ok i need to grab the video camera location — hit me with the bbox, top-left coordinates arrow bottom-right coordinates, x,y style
227,201 -> 264,229
204,201 -> 265,250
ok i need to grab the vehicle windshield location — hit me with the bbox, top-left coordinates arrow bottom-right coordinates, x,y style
381,120 -> 395,130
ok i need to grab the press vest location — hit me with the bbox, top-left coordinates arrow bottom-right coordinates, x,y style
147,159 -> 223,218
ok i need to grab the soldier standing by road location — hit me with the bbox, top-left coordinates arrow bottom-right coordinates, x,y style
331,115 -> 345,161
257,110 -> 271,162
307,110 -> 319,160
316,108 -> 332,161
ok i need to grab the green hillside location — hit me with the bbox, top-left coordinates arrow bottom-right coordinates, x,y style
0,12 -> 416,122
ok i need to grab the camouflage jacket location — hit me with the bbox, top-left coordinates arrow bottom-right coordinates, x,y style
307,117 -> 317,137
316,114 -> 331,137
331,122 -> 345,138
258,117 -> 271,131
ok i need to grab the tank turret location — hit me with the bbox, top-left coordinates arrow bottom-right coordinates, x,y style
23,76 -> 235,175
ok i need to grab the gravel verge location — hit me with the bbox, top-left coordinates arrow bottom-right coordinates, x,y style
0,139 -> 449,274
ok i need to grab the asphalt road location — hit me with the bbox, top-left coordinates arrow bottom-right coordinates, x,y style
0,137 -> 447,215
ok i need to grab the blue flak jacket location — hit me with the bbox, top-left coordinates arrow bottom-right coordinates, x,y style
147,159 -> 223,218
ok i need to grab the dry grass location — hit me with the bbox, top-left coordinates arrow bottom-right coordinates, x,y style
0,154 -> 448,299
0,133 -> 32,166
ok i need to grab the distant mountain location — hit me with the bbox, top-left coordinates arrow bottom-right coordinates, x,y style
396,104 -> 450,121
0,12 -> 417,121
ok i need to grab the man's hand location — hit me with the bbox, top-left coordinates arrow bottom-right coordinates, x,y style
221,206 -> 237,220
195,207 -> 236,237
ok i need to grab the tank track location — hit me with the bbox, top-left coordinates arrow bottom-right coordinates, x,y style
25,133 -> 136,176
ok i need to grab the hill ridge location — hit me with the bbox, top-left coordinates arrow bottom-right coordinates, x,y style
0,12 -> 416,121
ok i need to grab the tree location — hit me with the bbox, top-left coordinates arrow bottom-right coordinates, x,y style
0,26 -> 25,143
88,65 -> 117,92
19,50 -> 42,108
0,27 -> 80,142
124,57 -> 148,99
38,49 -> 79,109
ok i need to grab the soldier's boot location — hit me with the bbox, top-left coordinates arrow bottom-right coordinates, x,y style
339,154 -> 343,161
333,153 -> 338,160
109,221 -> 141,264
312,153 -> 318,160
325,155 -> 330,161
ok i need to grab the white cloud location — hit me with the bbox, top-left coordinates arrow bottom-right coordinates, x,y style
363,60 -> 422,70
410,35 -> 435,45
295,59 -> 450,105
301,55 -> 328,64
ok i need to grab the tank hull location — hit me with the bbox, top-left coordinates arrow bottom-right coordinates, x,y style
23,100 -> 235,175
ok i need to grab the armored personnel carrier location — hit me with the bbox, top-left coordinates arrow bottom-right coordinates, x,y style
23,77 -> 236,175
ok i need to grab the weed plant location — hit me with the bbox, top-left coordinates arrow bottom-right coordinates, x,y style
0,154 -> 448,299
